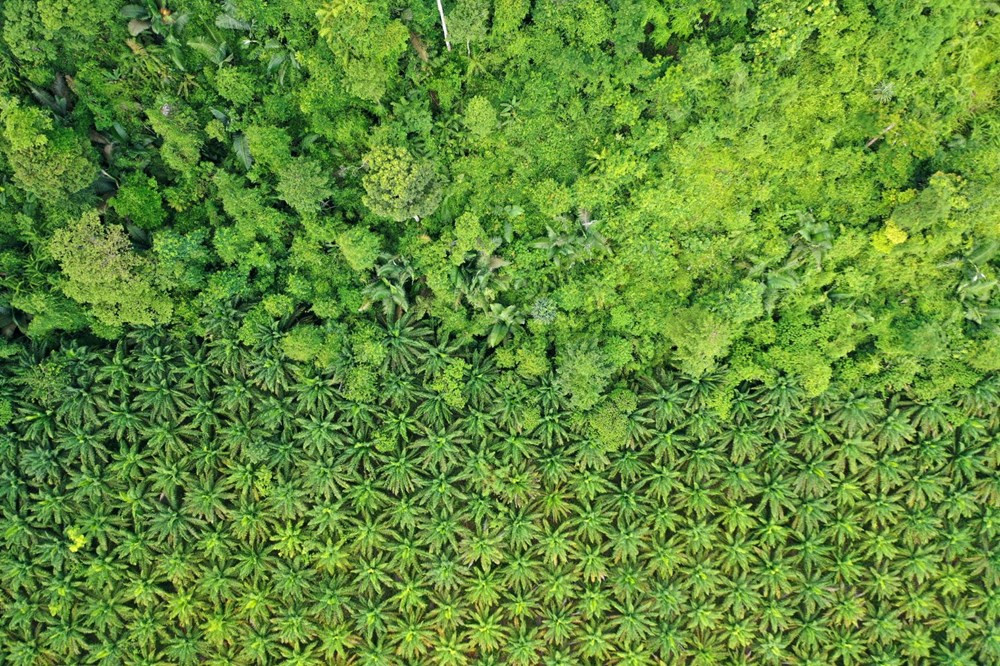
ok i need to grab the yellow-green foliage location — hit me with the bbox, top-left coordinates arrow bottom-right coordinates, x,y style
0,4 -> 999,659
1,0 -> 993,394
0,98 -> 96,200
49,212 -> 171,327
362,145 -> 444,222
336,226 -> 381,272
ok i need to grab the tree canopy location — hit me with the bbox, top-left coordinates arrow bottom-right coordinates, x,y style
0,0 -> 999,663
0,0 -> 995,396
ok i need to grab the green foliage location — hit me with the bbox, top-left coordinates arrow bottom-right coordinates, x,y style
2,2 -> 1000,660
430,357 -> 470,408
0,98 -> 96,201
316,0 -> 409,102
282,323 -> 325,361
214,66 -> 257,106
452,211 -> 492,259
556,341 -> 616,411
1,0 -> 57,82
0,0 -> 994,394
109,173 -> 167,230
493,0 -> 531,35
0,397 -> 11,426
37,0 -> 117,39
276,157 -> 333,217
337,226 -> 381,272
449,0 -> 490,52
145,102 -> 205,177
0,328 -> 997,663
664,306 -> 736,377
153,228 -> 212,293
362,146 -> 444,222
49,212 -> 172,327
464,95 -> 497,139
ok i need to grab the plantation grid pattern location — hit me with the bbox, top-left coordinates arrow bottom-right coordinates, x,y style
1,328 -> 998,665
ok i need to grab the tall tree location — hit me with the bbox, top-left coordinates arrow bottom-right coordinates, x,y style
362,146 -> 444,223
49,212 -> 172,330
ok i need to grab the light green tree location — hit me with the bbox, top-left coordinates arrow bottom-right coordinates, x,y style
362,146 -> 444,222
448,0 -> 489,54
464,96 -> 497,140
337,227 -> 382,272
49,212 -> 172,328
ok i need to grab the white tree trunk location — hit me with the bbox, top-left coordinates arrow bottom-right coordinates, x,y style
436,0 -> 452,51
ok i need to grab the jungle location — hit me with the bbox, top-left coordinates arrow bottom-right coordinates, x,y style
0,0 -> 999,664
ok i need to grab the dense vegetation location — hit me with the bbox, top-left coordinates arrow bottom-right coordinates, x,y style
1,0 -> 999,395
2,327 -> 999,664
0,0 -> 999,663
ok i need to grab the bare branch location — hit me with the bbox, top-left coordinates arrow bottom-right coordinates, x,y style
865,123 -> 896,149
